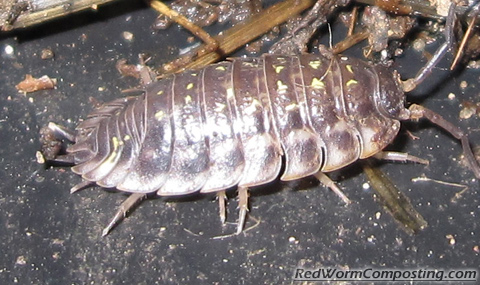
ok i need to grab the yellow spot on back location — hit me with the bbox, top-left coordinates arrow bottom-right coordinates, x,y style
185,95 -> 192,104
155,110 -> 165,121
112,136 -> 119,149
346,79 -> 358,87
102,136 -> 124,166
157,90 -> 164,96
216,66 -> 226,71
309,60 -> 321,69
274,65 -> 285,73
346,64 -> 354,74
277,80 -> 288,94
191,73 -> 197,77
311,78 -> 325,89
104,151 -> 118,166
243,62 -> 256,67
123,135 -> 131,141
285,103 -> 297,111
186,83 -> 194,90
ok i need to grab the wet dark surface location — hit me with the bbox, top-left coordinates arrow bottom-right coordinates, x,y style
0,1 -> 479,284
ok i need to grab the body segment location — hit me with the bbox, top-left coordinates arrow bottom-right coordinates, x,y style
67,54 -> 404,195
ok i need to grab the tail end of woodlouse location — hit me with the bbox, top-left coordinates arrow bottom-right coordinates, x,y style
46,122 -> 76,142
39,122 -> 76,165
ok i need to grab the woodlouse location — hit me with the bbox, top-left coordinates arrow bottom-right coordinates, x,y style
40,6 -> 480,236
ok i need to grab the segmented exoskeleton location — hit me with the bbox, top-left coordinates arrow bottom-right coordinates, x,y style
41,51 -> 480,235
38,0 -> 480,236
71,54 -> 408,194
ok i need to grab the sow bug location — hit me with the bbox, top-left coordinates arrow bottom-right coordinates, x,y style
40,3 -> 480,236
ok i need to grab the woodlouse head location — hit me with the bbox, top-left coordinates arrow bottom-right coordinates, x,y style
373,65 -> 410,121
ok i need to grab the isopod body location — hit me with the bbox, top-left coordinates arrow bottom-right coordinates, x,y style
68,54 -> 408,196
44,52 -> 480,235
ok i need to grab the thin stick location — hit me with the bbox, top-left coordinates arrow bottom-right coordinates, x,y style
332,30 -> 369,54
412,175 -> 469,202
412,175 -> 468,188
159,0 -> 315,74
363,160 -> 427,235
450,7 -> 479,70
149,0 -> 218,53
347,6 -> 359,36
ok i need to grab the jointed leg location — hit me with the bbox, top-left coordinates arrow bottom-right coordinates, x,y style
408,104 -> 480,179
217,190 -> 227,224
373,151 -> 429,165
236,187 -> 249,234
314,172 -> 351,204
70,180 -> 95,193
102,193 -> 146,236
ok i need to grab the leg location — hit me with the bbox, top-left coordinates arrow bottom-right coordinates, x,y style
314,172 -> 351,204
373,151 -> 429,165
236,186 -> 249,234
102,193 -> 146,236
70,180 -> 95,193
408,104 -> 480,179
217,190 -> 227,224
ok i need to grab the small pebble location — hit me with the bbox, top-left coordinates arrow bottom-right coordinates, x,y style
122,31 -> 134,42
41,48 -> 54,60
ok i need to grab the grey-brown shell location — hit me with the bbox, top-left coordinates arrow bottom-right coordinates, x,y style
67,54 -> 407,196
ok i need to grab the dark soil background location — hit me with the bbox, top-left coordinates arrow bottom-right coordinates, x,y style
0,1 -> 479,284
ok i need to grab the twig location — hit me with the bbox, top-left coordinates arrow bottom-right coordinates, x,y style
149,0 -> 218,53
158,0 -> 315,74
